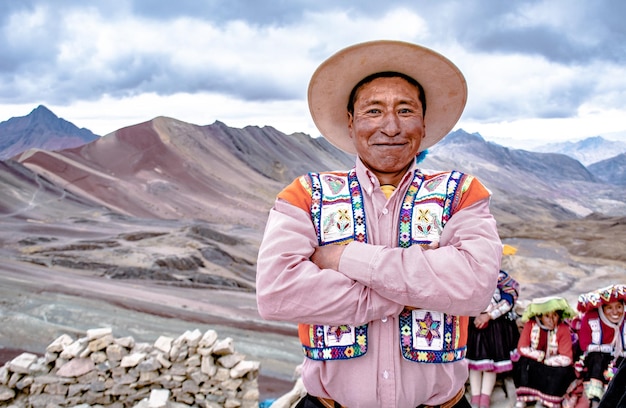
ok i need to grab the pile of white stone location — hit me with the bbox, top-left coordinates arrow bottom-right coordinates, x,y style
0,327 -> 260,408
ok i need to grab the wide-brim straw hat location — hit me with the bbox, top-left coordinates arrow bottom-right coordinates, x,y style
521,296 -> 577,323
577,284 -> 626,314
307,40 -> 467,155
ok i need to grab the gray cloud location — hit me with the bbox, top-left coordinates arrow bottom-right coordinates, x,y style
0,1 -> 303,104
1,0 -> 625,138
436,0 -> 626,65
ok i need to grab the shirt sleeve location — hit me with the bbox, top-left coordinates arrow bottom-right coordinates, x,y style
518,322 -> 532,350
487,299 -> 513,320
256,198 -> 404,326
557,323 -> 574,360
337,195 -> 502,315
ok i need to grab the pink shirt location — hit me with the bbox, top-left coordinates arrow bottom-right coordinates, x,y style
257,158 -> 502,407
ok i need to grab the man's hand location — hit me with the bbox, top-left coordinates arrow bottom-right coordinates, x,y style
310,244 -> 346,270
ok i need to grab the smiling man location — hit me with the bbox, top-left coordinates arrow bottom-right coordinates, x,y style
256,40 -> 502,408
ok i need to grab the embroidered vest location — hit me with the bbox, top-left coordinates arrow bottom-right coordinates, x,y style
587,317 -> 626,356
530,322 -> 559,358
298,168 -> 470,363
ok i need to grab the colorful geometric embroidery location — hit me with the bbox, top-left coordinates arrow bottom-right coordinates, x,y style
415,311 -> 442,346
310,171 -> 365,246
303,171 -> 368,361
324,174 -> 346,195
302,324 -> 368,360
398,170 -> 463,248
304,168 -> 468,363
327,325 -> 353,342
577,284 -> 626,313
348,169 -> 367,243
399,308 -> 466,363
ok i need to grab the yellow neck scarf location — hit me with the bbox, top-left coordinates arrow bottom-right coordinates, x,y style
380,184 -> 396,199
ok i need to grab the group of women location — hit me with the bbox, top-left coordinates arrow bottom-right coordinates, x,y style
466,280 -> 626,408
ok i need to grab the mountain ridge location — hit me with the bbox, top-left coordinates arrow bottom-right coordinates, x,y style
5,112 -> 626,228
0,105 -> 99,160
532,135 -> 626,166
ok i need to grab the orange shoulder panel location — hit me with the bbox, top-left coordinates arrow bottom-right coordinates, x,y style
456,177 -> 491,211
277,175 -> 312,212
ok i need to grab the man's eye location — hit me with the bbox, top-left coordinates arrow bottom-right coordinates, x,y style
399,108 -> 413,114
366,108 -> 381,114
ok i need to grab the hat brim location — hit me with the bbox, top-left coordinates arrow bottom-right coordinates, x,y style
521,296 -> 577,322
308,40 -> 467,155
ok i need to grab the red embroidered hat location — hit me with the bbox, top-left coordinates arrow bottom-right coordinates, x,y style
577,284 -> 626,314
307,40 -> 467,155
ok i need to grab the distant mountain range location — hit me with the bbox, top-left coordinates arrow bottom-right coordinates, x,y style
532,135 -> 626,166
2,105 -> 625,166
0,105 -> 99,160
1,106 -> 625,231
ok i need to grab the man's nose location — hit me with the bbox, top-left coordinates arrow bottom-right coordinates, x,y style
380,112 -> 401,136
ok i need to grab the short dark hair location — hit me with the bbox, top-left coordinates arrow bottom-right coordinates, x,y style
347,71 -> 427,117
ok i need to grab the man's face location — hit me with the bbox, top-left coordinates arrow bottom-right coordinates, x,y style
348,76 -> 425,184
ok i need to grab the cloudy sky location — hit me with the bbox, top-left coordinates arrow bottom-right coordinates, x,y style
1,0 -> 625,148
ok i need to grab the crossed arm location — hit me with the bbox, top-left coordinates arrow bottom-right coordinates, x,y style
256,196 -> 501,325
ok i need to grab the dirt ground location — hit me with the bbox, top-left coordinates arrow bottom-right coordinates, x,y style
1,216 -> 625,405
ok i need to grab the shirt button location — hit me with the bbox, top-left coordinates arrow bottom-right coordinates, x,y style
382,208 -> 388,215
382,370 -> 389,379
381,316 -> 388,323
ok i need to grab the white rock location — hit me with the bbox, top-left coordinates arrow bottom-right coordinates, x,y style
199,330 -> 218,348
218,353 -> 244,369
121,352 -> 147,368
154,336 -> 174,354
8,352 -> 38,374
115,336 -> 135,349
60,338 -> 88,359
184,328 -> 203,347
0,366 -> 8,384
106,343 -> 125,361
212,337 -> 235,355
86,327 -> 113,340
88,333 -> 114,352
0,384 -> 16,401
230,360 -> 260,378
147,388 -> 170,408
56,357 -> 95,378
46,334 -> 74,353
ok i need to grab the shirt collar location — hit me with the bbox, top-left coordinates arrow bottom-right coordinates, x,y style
354,156 -> 419,195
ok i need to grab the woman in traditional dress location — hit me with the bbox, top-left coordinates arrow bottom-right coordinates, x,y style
513,296 -> 577,407
576,284 -> 626,408
466,270 -> 520,408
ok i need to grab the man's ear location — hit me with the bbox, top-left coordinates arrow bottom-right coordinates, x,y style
347,112 -> 354,138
